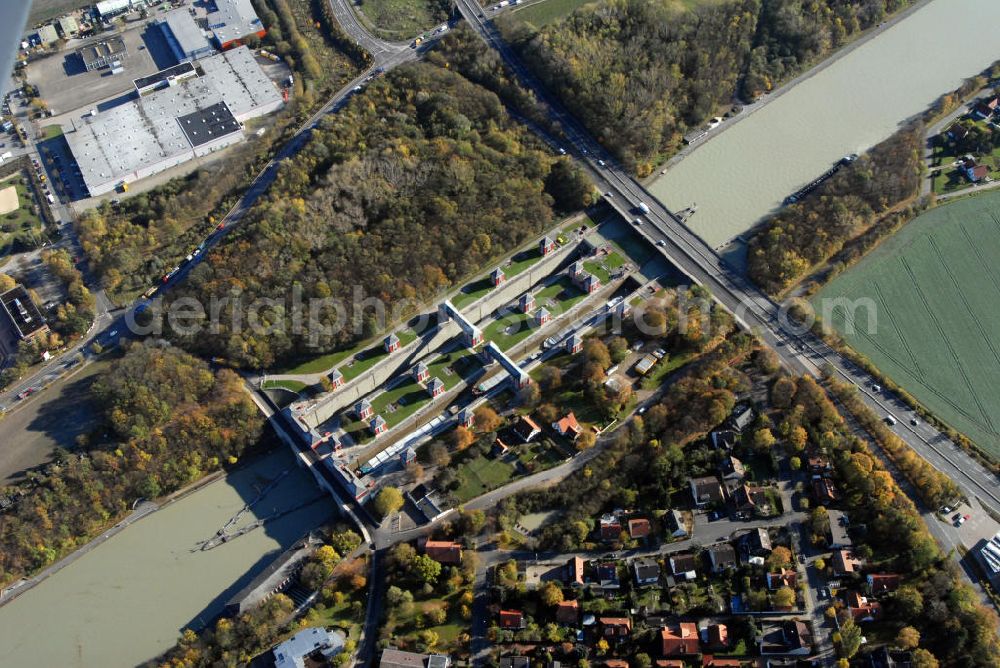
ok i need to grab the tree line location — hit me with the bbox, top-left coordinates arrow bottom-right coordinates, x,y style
166,62 -> 592,369
746,121 -> 924,294
499,0 -> 914,174
0,342 -> 263,586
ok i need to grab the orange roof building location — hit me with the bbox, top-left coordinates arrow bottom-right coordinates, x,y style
661,622 -> 699,656
424,540 -> 463,565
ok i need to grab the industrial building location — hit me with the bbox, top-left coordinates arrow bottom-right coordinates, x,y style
77,36 -> 128,71
33,25 -> 59,46
56,15 -> 79,38
133,62 -> 197,95
207,0 -> 265,49
157,8 -> 214,63
0,285 -> 48,343
95,0 -> 142,20
65,47 -> 282,196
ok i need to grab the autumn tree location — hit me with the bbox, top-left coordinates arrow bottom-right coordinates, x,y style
475,405 -> 502,432
374,487 -> 404,519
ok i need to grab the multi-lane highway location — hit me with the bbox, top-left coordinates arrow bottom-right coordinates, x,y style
452,0 -> 1000,518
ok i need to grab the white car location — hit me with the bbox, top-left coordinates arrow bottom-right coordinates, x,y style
656,239 -> 666,246
598,159 -> 606,167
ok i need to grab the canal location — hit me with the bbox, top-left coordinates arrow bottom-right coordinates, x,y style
649,0 -> 1000,261
0,448 -> 333,667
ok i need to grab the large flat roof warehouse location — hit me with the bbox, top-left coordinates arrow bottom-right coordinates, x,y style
197,46 -> 283,120
64,47 -> 282,196
0,286 -> 46,341
65,78 -> 239,196
158,8 -> 215,63
207,0 -> 264,48
133,61 -> 197,95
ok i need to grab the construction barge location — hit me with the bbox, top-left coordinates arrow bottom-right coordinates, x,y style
784,154 -> 858,205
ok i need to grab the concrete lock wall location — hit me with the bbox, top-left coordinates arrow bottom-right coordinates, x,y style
304,319 -> 462,428
462,241 -> 580,325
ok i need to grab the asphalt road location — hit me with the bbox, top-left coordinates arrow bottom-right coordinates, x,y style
452,0 -> 1000,522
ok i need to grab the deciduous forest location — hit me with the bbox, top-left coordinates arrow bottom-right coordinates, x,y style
166,62 -> 592,369
500,0 -> 914,172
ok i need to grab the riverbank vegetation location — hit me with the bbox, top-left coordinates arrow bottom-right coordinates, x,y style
76,0 -> 363,304
167,62 -> 592,369
499,0 -> 916,173
0,342 -> 262,587
746,122 -> 924,295
152,527 -> 368,668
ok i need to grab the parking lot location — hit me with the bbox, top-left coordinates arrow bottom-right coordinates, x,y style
26,21 -> 165,115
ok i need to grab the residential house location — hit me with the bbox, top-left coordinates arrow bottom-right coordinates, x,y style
512,416 -> 542,443
565,556 -> 585,587
329,369 -> 344,390
866,573 -> 901,594
759,620 -> 813,656
965,162 -> 990,183
718,455 -> 745,490
540,236 -> 556,255
628,517 -> 651,540
654,661 -> 685,668
427,377 -> 445,398
355,398 -> 373,421
556,599 -> 579,625
847,591 -> 882,622
400,447 -> 417,466
553,412 -> 582,440
664,509 -> 688,538
739,527 -> 772,559
660,622 -> 699,656
536,307 -> 551,327
499,610 -> 525,629
492,437 -> 510,457
604,661 -> 629,668
273,627 -> 344,668
599,514 -> 623,542
596,562 -> 620,589
385,333 -> 400,353
973,96 -> 999,118
946,123 -> 969,141
492,267 -> 506,287
705,624 -> 729,651
370,415 -> 387,436
833,549 -> 863,576
633,558 -> 660,586
669,553 -> 699,580
458,407 -> 475,429
689,476 -> 725,507
732,484 -> 767,515
808,454 -> 832,474
499,658 -> 529,668
707,542 -> 738,573
868,646 -> 915,668
811,476 -> 839,504
767,568 -> 798,590
828,510 -> 852,549
599,616 -> 632,640
379,649 -> 451,668
424,540 -> 462,565
728,404 -> 754,432
413,362 -> 429,383
519,292 -> 535,313
566,332 -> 584,354
710,429 -> 738,450
568,261 -> 585,280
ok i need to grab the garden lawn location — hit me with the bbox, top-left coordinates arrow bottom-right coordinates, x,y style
453,455 -> 515,503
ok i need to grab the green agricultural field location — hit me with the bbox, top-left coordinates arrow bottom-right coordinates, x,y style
815,190 -> 1000,458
